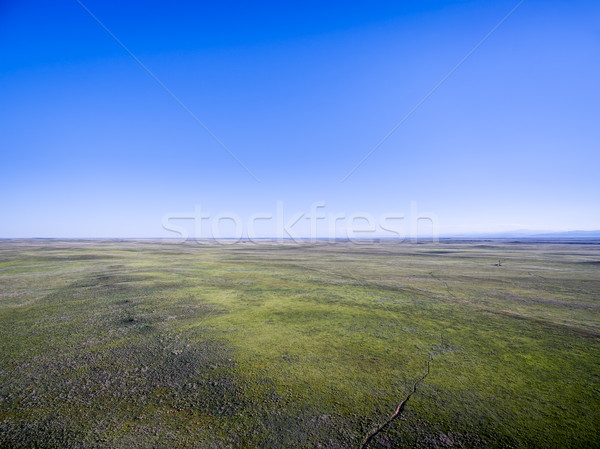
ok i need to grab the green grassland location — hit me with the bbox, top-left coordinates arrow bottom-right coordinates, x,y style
1,239 -> 599,448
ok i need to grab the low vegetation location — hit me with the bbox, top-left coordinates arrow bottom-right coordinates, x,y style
1,239 -> 599,448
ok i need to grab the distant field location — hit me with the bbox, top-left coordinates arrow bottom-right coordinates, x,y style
1,239 -> 599,448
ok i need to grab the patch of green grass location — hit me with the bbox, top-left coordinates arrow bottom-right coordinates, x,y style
1,240 -> 599,448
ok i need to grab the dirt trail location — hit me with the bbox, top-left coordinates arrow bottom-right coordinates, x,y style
359,360 -> 431,449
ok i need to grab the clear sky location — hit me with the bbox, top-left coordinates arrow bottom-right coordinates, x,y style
1,0 -> 599,238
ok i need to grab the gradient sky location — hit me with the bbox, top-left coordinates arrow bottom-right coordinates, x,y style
1,0 -> 599,238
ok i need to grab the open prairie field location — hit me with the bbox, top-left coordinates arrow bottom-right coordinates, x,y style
0,239 -> 599,448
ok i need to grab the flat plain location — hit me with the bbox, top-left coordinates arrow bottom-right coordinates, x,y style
0,239 -> 599,448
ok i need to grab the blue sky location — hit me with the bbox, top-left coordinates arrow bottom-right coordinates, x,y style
1,0 -> 599,238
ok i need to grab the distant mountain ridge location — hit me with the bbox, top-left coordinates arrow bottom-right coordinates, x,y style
444,230 -> 600,239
